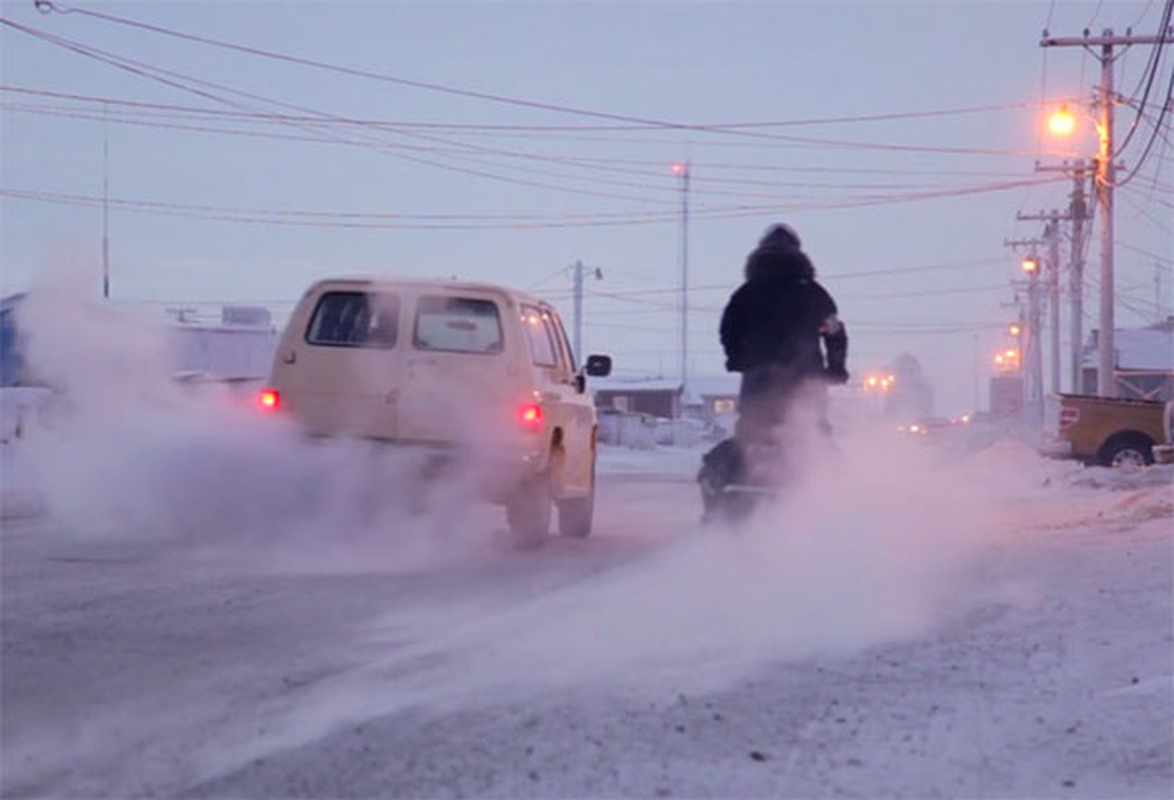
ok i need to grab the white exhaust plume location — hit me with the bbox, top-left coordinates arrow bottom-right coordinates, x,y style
6,266 -> 1027,791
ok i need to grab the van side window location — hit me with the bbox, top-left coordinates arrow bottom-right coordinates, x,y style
306,291 -> 399,348
549,312 -> 577,371
415,296 -> 503,354
521,305 -> 558,367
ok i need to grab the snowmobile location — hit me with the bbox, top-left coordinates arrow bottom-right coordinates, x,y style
697,435 -> 795,524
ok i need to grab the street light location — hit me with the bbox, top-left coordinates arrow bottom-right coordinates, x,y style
1008,323 -> 1022,336
1021,255 -> 1040,274
1048,103 -> 1077,137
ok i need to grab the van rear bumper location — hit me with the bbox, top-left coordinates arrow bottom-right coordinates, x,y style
375,439 -> 547,503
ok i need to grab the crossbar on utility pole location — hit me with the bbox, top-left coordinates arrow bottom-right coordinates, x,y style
1041,24 -> 1174,397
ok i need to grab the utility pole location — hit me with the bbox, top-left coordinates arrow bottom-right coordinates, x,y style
672,162 -> 690,394
1035,160 -> 1091,392
1041,24 -> 1174,397
572,260 -> 583,361
1006,237 -> 1047,423
102,100 -> 110,300
1017,209 -> 1070,394
1047,219 -> 1061,395
570,260 -> 601,361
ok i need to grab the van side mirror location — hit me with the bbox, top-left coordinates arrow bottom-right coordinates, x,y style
584,354 -> 612,377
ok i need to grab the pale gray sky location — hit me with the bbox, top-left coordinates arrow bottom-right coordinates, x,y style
2,0 -> 1171,413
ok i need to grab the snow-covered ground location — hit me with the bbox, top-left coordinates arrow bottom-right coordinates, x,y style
2,433 -> 1171,798
2,285 -> 1171,797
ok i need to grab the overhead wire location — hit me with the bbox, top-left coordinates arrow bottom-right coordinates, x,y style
1110,0 -> 1173,160
12,10 -> 1083,159
28,1 -> 1077,150
0,85 -> 1057,133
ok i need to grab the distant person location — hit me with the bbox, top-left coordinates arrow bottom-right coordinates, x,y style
699,224 -> 849,518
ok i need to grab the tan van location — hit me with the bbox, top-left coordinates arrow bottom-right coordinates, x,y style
259,277 -> 612,539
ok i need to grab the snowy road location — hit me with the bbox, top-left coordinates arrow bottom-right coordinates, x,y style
2,447 -> 1172,798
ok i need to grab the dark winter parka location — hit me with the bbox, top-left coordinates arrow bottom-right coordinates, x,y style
719,238 -> 848,397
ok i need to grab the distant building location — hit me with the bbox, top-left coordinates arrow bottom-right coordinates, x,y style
592,377 -> 683,419
989,375 -> 1025,417
683,375 -> 740,423
1082,320 -> 1174,401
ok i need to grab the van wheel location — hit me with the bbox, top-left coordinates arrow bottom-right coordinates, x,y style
1098,432 -> 1155,469
507,472 -> 552,545
558,462 -> 595,538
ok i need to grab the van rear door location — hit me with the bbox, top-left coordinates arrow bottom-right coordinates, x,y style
396,290 -> 521,447
279,287 -> 404,439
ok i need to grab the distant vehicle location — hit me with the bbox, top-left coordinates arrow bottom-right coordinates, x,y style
260,277 -> 612,540
1043,393 -> 1168,468
897,416 -> 952,436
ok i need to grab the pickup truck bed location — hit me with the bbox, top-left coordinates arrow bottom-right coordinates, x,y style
1043,393 -> 1167,467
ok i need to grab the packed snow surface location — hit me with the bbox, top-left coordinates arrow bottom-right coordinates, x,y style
1,283 -> 1171,798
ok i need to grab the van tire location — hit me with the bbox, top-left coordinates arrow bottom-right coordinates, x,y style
1098,432 -> 1156,468
507,472 -> 552,544
558,464 -> 595,539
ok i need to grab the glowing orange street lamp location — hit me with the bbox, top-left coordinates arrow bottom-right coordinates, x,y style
1008,323 -> 1022,336
1048,103 -> 1077,137
1021,256 -> 1040,274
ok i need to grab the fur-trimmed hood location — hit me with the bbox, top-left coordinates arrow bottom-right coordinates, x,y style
744,244 -> 816,284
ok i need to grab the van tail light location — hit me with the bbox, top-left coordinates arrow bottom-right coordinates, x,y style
257,388 -> 281,412
518,402 -> 544,431
1059,407 -> 1080,429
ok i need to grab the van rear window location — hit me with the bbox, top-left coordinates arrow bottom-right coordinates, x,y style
414,296 -> 503,354
305,291 -> 399,348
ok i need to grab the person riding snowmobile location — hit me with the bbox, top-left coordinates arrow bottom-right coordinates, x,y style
699,223 -> 848,519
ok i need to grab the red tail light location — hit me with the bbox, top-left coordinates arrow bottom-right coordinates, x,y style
257,388 -> 281,412
518,402 -> 543,430
1059,407 -> 1080,429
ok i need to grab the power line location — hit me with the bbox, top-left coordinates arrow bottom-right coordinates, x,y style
1,171 -> 1065,228
0,84 -> 1057,133
8,13 -> 1082,159
9,100 -> 1045,199
26,3 -> 1072,144
1116,239 -> 1174,266
1111,0 -> 1173,159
